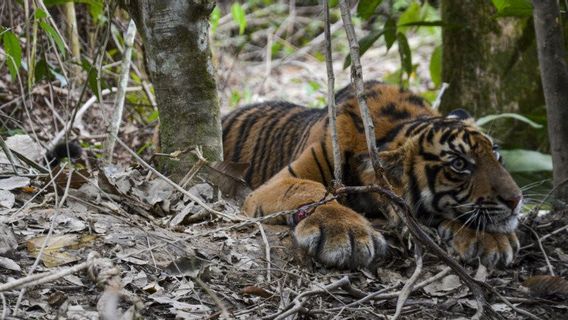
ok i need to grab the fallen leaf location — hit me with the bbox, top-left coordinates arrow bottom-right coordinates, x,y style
0,256 -> 21,271
27,234 -> 97,267
0,176 -> 30,190
0,224 -> 18,255
0,190 -> 15,209
423,275 -> 462,296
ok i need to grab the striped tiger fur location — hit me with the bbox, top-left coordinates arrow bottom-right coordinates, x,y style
222,81 -> 522,269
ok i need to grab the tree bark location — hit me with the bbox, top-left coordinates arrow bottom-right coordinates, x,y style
123,0 -> 223,179
440,0 -> 545,150
532,0 -> 568,208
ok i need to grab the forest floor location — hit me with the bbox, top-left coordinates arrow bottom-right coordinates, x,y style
1,8 -> 568,320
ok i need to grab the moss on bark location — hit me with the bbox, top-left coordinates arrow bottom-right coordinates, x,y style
125,0 -> 223,180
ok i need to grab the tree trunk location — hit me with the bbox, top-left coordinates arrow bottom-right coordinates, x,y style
532,0 -> 568,208
440,0 -> 545,150
123,0 -> 223,180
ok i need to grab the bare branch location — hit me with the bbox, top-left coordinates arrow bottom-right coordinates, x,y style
323,0 -> 342,187
105,19 -> 137,162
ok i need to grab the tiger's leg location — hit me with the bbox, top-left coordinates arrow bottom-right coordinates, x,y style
437,220 -> 519,268
243,175 -> 387,269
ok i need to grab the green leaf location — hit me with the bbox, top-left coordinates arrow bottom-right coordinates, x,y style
476,113 -> 543,128
147,110 -> 159,123
397,32 -> 412,77
500,149 -> 552,172
429,45 -> 442,87
34,59 -> 54,82
343,30 -> 383,69
231,3 -> 247,35
491,0 -> 532,17
210,6 -> 220,34
357,0 -> 384,20
384,17 -> 397,51
39,20 -> 66,56
3,31 -> 22,81
34,8 -> 48,19
81,58 -> 101,101
397,1 -> 422,32
329,0 -> 339,8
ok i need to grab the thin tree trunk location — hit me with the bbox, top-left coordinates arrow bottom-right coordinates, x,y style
532,0 -> 568,208
123,0 -> 223,179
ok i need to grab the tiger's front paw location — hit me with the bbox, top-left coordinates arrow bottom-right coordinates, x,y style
293,203 -> 387,269
438,221 -> 519,268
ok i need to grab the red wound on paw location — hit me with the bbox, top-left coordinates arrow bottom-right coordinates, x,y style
288,206 -> 312,226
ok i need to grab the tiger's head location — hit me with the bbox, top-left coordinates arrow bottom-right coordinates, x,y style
379,109 -> 523,233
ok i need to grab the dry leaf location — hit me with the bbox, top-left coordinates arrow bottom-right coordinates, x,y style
423,275 -> 462,296
0,190 -> 15,208
27,234 -> 97,267
0,176 -> 30,190
0,256 -> 21,271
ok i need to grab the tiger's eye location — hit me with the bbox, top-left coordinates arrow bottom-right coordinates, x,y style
451,158 -> 467,172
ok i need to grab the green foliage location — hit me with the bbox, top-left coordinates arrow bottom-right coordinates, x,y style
476,113 -> 543,128
36,9 -> 67,57
429,45 -> 442,87
491,0 -> 532,17
384,17 -> 397,50
231,3 -> 247,35
357,0 -> 384,20
44,0 -> 104,22
81,58 -> 104,101
2,30 -> 21,81
211,7 -> 221,34
501,150 -> 552,172
397,32 -> 412,79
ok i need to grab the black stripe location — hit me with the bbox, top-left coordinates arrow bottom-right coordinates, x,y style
276,110 -> 305,173
252,106 -> 293,184
406,94 -> 425,108
376,124 -> 405,149
311,147 -> 326,184
381,103 -> 410,120
222,104 -> 256,140
344,109 -> 365,132
232,110 -> 265,162
320,140 -> 334,181
288,164 -> 297,177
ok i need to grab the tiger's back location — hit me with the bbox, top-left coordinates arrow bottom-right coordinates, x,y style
222,101 -> 328,189
222,81 -> 436,189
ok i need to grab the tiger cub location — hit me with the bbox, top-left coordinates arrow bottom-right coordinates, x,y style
222,81 -> 522,269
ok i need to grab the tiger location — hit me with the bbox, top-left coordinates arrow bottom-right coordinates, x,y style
222,80 -> 523,269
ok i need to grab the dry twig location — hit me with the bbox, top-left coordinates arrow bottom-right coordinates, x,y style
323,0 -> 342,187
105,19 -> 137,161
393,244 -> 423,320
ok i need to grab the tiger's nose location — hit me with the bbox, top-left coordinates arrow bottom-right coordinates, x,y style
502,194 -> 522,210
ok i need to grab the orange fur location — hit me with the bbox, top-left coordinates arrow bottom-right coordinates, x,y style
222,81 -> 522,269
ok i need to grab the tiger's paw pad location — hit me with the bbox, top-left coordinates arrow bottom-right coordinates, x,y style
438,221 -> 519,268
293,207 -> 387,269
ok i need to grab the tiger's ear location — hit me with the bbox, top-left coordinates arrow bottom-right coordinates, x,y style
447,108 -> 472,120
